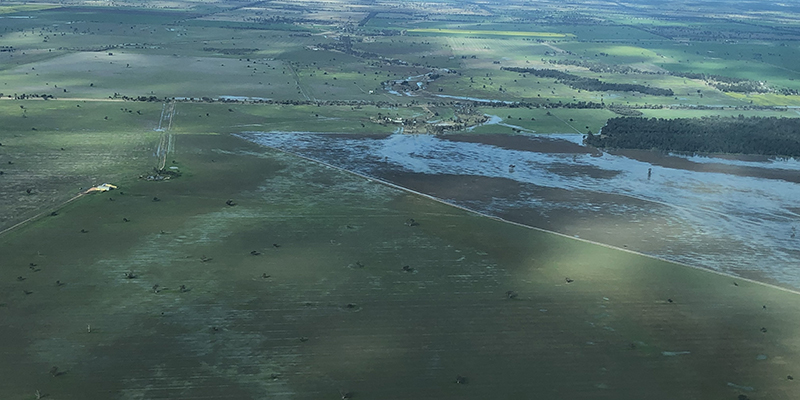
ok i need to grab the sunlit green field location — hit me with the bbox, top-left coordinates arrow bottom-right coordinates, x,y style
468,107 -> 616,134
0,100 -> 162,229
0,52 -> 305,101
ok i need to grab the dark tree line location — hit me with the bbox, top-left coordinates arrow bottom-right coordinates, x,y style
586,116 -> 800,157
11,93 -> 54,100
502,67 -> 674,96
543,60 -> 794,94
669,71 -> 769,93
547,58 -> 643,75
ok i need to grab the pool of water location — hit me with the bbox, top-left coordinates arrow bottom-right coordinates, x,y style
239,131 -> 800,289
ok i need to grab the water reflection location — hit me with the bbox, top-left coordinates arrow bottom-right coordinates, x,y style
240,131 -> 800,289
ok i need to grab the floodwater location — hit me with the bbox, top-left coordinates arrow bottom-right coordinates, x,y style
239,131 -> 800,290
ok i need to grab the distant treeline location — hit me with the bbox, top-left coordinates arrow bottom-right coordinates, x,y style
547,58 -> 643,75
502,67 -> 674,96
669,71 -> 770,93
586,116 -> 800,157
202,47 -> 260,55
544,59 -> 796,94
9,93 -> 54,100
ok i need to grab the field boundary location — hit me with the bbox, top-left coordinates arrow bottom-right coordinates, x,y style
285,63 -> 313,101
257,142 -> 800,297
0,193 -> 84,237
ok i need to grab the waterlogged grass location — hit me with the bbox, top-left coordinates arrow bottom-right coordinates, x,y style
1,133 -> 799,399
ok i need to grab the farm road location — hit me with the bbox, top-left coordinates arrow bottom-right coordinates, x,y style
155,101 -> 176,171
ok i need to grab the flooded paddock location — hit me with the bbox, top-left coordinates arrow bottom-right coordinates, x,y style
241,131 -> 800,290
3,133 -> 799,400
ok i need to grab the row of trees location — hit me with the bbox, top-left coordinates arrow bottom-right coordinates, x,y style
543,59 -> 798,95
9,93 -> 54,100
547,58 -> 643,75
586,116 -> 800,157
669,71 -> 769,93
502,67 -> 674,96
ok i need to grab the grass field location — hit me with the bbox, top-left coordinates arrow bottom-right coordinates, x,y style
171,103 -> 422,134
0,4 -> 58,14
0,52 -> 305,101
1,131 -> 799,399
2,2 -> 800,399
468,107 -> 616,134
0,100 -> 163,231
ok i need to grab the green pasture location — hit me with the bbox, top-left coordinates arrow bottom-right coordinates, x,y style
0,52 -> 305,101
564,25 -> 666,42
720,92 -> 800,107
0,4 -> 59,14
553,42 -> 668,65
0,99 -> 161,132
407,28 -> 574,38
0,131 -> 798,399
0,100 -> 163,230
29,7 -> 197,25
600,14 -> 678,28
358,38 -> 448,58
431,20 -> 668,43
637,108 -> 800,119
443,36 -> 551,66
356,37 -> 461,70
650,41 -> 800,88
278,49 -> 395,102
471,107 -> 616,134
427,68 -> 582,104
2,2 -> 800,399
171,103 -> 421,134
0,10 -> 320,60
185,19 -> 316,32
0,50 -> 68,74
541,40 -> 800,95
